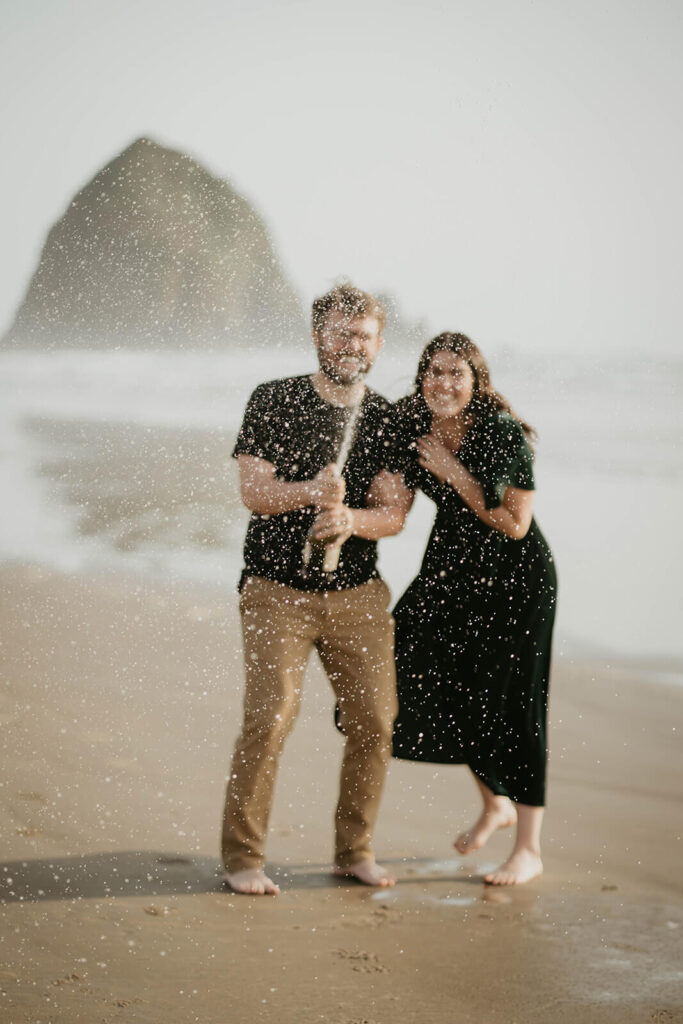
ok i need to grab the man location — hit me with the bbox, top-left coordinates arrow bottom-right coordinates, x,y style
221,282 -> 409,895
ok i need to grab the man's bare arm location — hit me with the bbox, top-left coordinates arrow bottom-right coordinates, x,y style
237,455 -> 345,515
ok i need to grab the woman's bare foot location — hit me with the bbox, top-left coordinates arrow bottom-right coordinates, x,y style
333,860 -> 396,887
483,849 -> 543,886
454,799 -> 517,854
222,868 -> 280,895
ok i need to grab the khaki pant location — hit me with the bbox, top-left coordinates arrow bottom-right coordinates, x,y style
221,575 -> 397,872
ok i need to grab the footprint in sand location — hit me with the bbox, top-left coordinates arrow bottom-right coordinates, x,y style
333,949 -> 388,974
143,904 -> 175,916
337,906 -> 399,929
52,974 -> 83,987
16,791 -> 47,803
368,906 -> 397,925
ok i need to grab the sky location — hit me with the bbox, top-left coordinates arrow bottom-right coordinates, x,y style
1,0 -> 682,354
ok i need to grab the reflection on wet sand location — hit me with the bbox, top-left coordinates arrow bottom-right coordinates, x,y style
28,416 -> 245,554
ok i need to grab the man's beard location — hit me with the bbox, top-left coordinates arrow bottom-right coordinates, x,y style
318,352 -> 371,386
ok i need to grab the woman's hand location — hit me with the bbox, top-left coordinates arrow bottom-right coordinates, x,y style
416,434 -> 461,484
417,435 -> 534,539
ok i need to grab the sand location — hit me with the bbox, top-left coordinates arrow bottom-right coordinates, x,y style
1,562 -> 682,1024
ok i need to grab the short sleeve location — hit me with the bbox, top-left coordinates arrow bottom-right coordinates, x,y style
476,414 -> 535,510
232,384 -> 275,462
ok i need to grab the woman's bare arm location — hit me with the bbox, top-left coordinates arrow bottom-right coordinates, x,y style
417,435 -> 534,539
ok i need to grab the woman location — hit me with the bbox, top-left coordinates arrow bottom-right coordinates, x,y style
386,333 -> 557,885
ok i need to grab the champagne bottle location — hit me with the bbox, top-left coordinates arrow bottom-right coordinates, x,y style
301,402 -> 361,576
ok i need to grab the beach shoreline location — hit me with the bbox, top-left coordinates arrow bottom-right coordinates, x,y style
1,562 -> 682,1023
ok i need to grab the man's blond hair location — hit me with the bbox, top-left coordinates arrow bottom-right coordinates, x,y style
311,282 -> 386,336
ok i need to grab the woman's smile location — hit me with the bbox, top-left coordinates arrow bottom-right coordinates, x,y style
422,351 -> 475,419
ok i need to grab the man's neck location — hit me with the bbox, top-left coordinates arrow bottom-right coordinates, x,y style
310,371 -> 366,408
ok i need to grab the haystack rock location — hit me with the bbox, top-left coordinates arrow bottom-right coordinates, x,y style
3,137 -> 307,348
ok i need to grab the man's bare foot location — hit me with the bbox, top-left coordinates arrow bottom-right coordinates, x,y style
454,800 -> 517,854
222,868 -> 280,895
483,849 -> 543,886
333,860 -> 396,887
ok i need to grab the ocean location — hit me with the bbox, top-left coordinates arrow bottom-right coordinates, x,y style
1,345 -> 681,674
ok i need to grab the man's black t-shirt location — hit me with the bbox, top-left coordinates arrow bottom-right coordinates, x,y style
232,374 -> 393,592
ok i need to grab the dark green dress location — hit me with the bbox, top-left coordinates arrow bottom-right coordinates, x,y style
391,402 -> 557,807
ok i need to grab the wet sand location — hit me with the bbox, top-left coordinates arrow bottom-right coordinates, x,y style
1,563 -> 682,1023
28,417 -> 245,554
